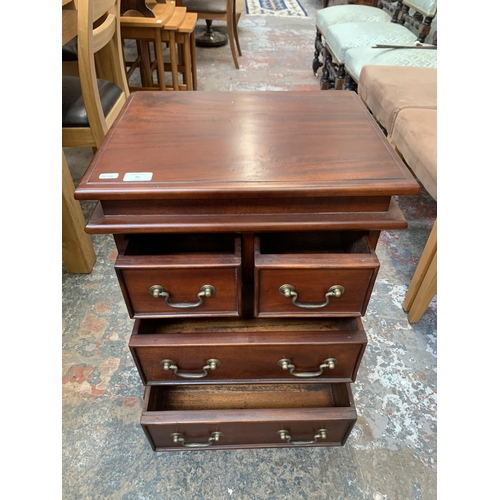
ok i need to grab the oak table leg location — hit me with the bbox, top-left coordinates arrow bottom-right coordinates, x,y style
62,150 -> 96,273
402,219 -> 437,322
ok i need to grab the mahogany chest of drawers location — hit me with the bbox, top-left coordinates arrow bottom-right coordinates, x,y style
75,91 -> 419,451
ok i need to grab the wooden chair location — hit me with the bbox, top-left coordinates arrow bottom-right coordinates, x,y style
178,0 -> 241,69
316,0 -> 437,90
62,0 -> 130,148
313,0 -> 400,75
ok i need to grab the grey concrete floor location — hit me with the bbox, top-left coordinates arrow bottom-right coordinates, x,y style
62,1 -> 439,498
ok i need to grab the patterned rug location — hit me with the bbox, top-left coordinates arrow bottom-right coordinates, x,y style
245,0 -> 308,17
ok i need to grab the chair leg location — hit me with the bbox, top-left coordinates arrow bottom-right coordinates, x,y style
139,40 -> 153,87
226,12 -> 239,69
313,29 -> 323,75
403,219 -> 437,323
233,9 -> 242,56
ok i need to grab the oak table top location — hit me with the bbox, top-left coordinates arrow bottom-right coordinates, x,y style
75,91 -> 420,233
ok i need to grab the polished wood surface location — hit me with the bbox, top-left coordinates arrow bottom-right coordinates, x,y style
254,233 -> 379,318
115,234 -> 242,317
76,91 -> 419,200
141,383 -> 356,450
74,90 -> 417,450
130,316 -> 366,384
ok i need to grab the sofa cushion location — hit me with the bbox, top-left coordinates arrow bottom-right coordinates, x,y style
316,5 -> 392,36
345,45 -> 437,83
391,108 -> 437,201
357,65 -> 437,135
325,22 -> 417,63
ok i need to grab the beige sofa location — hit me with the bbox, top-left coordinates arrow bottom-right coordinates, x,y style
358,65 -> 437,322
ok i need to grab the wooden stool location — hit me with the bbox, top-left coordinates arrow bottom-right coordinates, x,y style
161,10 -> 198,90
120,1 -> 176,91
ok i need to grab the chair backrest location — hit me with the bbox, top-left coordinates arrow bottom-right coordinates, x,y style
77,0 -> 129,145
378,1 -> 405,23
400,0 -> 437,42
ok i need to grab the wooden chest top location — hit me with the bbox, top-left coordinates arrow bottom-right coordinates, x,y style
74,91 -> 419,201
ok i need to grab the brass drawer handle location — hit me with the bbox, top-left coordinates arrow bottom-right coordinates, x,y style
161,359 -> 221,378
277,429 -> 328,445
170,431 -> 224,448
279,284 -> 344,309
149,284 -> 216,308
278,358 -> 337,377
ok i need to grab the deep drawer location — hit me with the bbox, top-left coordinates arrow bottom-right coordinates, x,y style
129,317 -> 367,385
141,383 -> 357,451
115,234 -> 242,318
254,232 -> 379,317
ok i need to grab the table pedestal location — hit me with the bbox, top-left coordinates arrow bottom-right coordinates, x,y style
195,20 -> 227,47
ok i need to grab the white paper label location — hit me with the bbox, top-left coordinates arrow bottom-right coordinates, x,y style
99,173 -> 119,179
123,172 -> 153,181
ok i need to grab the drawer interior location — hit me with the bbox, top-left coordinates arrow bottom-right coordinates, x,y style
257,231 -> 371,255
135,316 -> 360,335
122,233 -> 236,256
146,383 -> 352,411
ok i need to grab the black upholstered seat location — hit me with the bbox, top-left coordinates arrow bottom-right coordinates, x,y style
62,37 -> 78,62
182,0 -> 227,14
62,75 -> 123,127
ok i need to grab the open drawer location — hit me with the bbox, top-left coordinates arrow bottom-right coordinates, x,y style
141,383 -> 357,451
129,317 -> 367,385
254,231 -> 379,317
115,234 -> 242,318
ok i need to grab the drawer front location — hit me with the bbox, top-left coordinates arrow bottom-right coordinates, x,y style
141,383 -> 357,451
129,317 -> 367,384
115,236 -> 241,318
254,234 -> 379,317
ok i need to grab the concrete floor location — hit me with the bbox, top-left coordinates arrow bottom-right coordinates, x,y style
62,1 -> 437,498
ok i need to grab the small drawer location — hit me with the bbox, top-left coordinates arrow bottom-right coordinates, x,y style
254,232 -> 379,317
129,317 -> 367,385
141,383 -> 357,451
115,234 -> 242,318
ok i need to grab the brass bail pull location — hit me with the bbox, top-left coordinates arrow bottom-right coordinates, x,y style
279,284 -> 344,309
170,431 -> 224,448
278,358 -> 337,377
277,429 -> 328,445
149,284 -> 216,308
161,359 -> 220,379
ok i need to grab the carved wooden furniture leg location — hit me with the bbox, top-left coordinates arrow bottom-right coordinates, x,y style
320,50 -> 332,90
343,74 -> 357,91
313,30 -> 323,75
334,64 -> 345,90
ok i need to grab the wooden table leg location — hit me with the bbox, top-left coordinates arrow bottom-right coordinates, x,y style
190,31 -> 197,90
181,33 -> 192,90
403,219 -> 437,322
62,150 -> 96,274
139,40 -> 153,87
154,29 -> 166,90
169,30 -> 179,91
